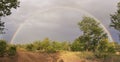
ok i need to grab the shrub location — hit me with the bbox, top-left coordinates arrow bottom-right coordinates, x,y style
46,46 -> 56,53
0,40 -> 7,57
94,52 -> 113,59
71,39 -> 84,51
7,45 -> 17,56
26,44 -> 34,51
79,52 -> 95,60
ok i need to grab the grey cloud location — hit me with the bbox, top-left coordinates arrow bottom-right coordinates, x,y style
2,0 -> 120,43
12,9 -> 83,44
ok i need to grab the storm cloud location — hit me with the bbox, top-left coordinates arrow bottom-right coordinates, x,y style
2,0 -> 120,43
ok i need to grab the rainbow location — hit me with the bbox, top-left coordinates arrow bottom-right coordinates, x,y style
10,6 -> 113,44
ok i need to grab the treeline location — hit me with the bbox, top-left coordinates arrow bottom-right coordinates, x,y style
0,37 -> 120,58
17,38 -> 116,54
17,38 -> 70,53
16,37 -> 118,58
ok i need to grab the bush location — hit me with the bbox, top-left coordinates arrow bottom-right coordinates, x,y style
0,40 -> 17,57
0,40 -> 7,57
71,40 -> 84,51
26,44 -> 34,51
79,52 -> 95,60
46,46 -> 56,53
7,45 -> 17,56
94,52 -> 112,58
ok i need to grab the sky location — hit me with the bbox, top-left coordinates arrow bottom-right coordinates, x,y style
1,0 -> 120,44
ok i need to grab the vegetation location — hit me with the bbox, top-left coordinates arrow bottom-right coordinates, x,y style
110,1 -> 120,55
0,0 -> 19,34
110,2 -> 120,39
0,1 -> 120,62
0,16 -> 117,60
17,38 -> 70,53
70,17 -> 115,58
7,45 -> 17,56
0,40 -> 17,57
0,40 -> 7,57
0,0 -> 19,57
78,17 -> 108,52
114,42 -> 120,52
10,16 -> 116,60
71,38 -> 84,51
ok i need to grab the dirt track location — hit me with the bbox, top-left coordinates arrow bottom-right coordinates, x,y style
0,51 -> 118,62
0,51 -> 60,62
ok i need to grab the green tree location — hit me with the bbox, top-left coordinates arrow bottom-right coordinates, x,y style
78,16 -> 108,52
110,2 -> 120,39
0,0 -> 19,34
0,40 -> 7,57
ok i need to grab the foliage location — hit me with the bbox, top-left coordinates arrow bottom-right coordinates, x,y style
94,52 -> 109,58
0,40 -> 17,57
0,0 -> 19,34
0,40 -> 7,57
110,2 -> 120,39
61,41 -> 70,51
51,41 -> 62,51
32,41 -> 42,50
46,46 -> 56,53
78,16 -> 108,52
71,38 -> 84,51
26,44 -> 34,51
98,39 -> 113,52
20,38 -> 70,53
7,45 -> 17,56
41,38 -> 50,51
107,42 -> 116,53
79,52 -> 95,60
94,39 -> 115,58
14,36 -> 116,59
114,42 -> 120,52
0,0 -> 20,17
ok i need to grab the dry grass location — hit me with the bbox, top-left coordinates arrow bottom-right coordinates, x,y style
59,51 -> 101,62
